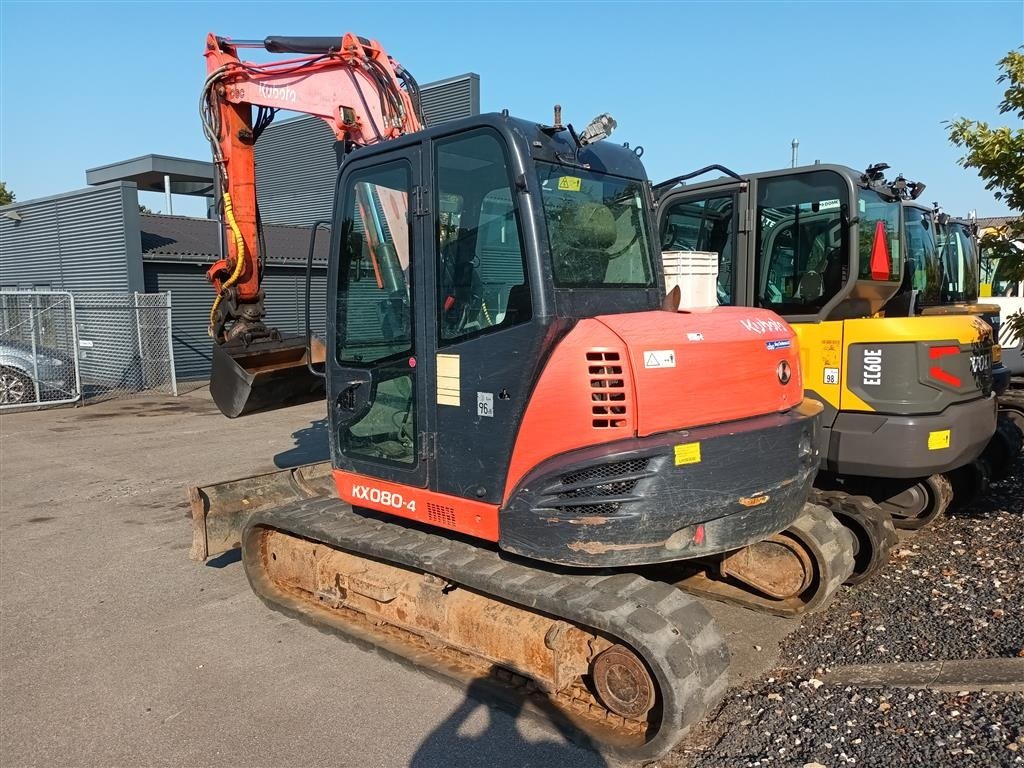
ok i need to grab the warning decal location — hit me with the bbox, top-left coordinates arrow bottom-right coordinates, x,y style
643,350 -> 676,368
674,442 -> 702,465
927,429 -> 951,450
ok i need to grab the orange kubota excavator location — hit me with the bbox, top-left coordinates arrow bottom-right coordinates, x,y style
191,33 -> 857,760
202,32 -> 424,416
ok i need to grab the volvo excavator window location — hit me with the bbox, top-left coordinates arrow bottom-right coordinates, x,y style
434,129 -> 531,344
756,171 -> 848,313
903,206 -> 943,306
537,164 -> 654,288
660,195 -> 736,304
935,222 -> 980,303
856,189 -> 901,282
336,161 -> 416,466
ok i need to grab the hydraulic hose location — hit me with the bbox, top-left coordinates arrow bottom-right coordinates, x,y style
209,191 -> 247,336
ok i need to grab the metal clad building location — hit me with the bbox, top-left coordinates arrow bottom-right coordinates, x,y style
0,183 -> 143,292
255,72 -> 481,227
420,74 -> 481,126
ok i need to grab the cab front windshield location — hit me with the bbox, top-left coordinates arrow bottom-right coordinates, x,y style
537,163 -> 655,288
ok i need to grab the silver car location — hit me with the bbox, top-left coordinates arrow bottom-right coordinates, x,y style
0,342 -> 76,405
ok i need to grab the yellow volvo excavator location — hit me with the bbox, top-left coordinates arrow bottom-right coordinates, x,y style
656,164 -> 1002,537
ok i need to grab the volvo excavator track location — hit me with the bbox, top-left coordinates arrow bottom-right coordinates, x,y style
810,489 -> 898,585
240,497 -> 730,762
656,505 -> 855,617
819,473 -> 954,532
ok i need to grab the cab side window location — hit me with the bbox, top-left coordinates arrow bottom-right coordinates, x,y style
434,129 -> 531,344
661,195 -> 736,305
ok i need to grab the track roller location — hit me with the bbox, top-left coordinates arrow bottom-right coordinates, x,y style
240,498 -> 729,762
668,504 -> 855,617
811,490 -> 897,585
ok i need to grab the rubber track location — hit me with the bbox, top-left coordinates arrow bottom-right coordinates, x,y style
674,504 -> 855,618
786,504 -> 856,613
241,497 -> 730,762
811,489 -> 897,585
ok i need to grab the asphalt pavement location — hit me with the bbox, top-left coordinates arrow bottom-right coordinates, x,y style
0,393 -> 606,767
1,390 -> 1021,767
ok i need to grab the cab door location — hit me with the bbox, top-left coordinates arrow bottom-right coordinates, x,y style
657,184 -> 747,306
327,145 -> 431,489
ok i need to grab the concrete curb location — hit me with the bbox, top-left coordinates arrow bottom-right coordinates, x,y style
825,658 -> 1024,692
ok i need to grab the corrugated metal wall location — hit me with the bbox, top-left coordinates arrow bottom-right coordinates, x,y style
420,74 -> 480,126
144,261 -> 328,381
255,118 -> 339,227
0,183 -> 142,292
255,73 -> 480,227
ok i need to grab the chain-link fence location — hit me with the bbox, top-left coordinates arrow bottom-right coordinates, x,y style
73,292 -> 177,402
0,290 -> 178,410
0,291 -> 81,408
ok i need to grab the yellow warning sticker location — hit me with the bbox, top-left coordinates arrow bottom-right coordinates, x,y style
557,176 -> 582,192
674,442 -> 702,465
927,429 -> 951,450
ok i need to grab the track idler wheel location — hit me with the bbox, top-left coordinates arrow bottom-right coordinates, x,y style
876,474 -> 954,530
812,491 -> 897,585
672,505 -> 855,617
591,644 -> 657,720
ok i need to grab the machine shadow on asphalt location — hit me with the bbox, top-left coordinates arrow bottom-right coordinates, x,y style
204,549 -> 242,568
410,676 -> 608,768
273,417 -> 329,468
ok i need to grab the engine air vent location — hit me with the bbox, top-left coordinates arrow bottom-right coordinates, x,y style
426,502 -> 456,528
587,351 -> 627,428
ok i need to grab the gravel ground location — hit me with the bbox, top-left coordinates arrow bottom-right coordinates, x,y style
785,465 -> 1024,668
661,459 -> 1024,768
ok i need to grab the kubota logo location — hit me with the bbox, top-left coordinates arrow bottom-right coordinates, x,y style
258,83 -> 298,102
740,318 -> 787,335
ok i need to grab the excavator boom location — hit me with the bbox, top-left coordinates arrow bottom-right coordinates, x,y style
201,33 -> 423,416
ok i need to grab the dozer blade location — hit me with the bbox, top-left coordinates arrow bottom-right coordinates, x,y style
188,461 -> 333,561
210,334 -> 326,418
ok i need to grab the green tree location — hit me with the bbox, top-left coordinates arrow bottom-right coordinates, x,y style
0,181 -> 14,206
947,49 -> 1024,336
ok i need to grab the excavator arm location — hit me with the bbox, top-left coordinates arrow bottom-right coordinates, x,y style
201,33 -> 423,415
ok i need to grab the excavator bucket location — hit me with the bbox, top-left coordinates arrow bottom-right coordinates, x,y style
188,460 -> 334,561
209,334 -> 327,418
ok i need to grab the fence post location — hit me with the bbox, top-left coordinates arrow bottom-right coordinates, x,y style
166,293 -> 178,396
28,298 -> 41,403
133,291 -> 146,392
67,293 -> 83,405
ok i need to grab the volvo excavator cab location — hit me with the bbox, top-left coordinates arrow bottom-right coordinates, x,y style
657,164 -> 998,531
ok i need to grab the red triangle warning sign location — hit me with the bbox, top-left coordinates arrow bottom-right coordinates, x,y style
870,220 -> 891,280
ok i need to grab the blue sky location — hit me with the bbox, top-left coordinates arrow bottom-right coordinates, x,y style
1,1 -> 1021,218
